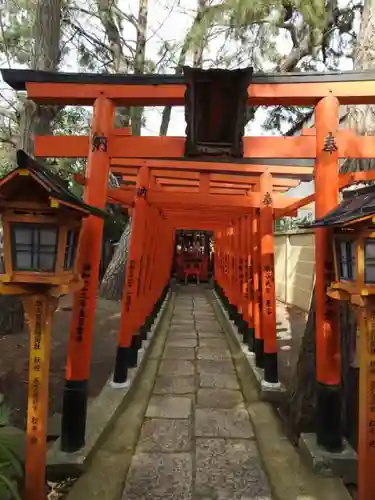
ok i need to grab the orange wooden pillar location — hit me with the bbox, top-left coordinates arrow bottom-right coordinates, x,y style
218,228 -> 227,303
260,172 -> 279,384
231,218 -> 242,325
244,215 -> 255,351
61,95 -> 114,452
315,94 -> 342,451
252,208 -> 264,367
138,205 -> 155,340
214,231 -> 219,283
112,166 -> 150,387
224,225 -> 231,309
238,216 -> 249,338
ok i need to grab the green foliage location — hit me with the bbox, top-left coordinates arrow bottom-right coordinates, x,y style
0,401 -> 22,500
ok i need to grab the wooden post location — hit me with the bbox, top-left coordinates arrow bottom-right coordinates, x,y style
245,215 -> 255,351
113,166 -> 150,387
315,94 -> 342,451
357,302 -> 375,500
23,294 -> 58,500
252,209 -> 263,367
62,95 -> 114,452
260,171 -> 279,384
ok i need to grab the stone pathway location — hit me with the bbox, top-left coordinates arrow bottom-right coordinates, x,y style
121,288 -> 273,500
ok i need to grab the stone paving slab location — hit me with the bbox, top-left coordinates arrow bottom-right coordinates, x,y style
195,407 -> 254,439
195,438 -> 272,499
163,346 -> 196,360
199,373 -> 240,390
122,452 -> 193,500
198,338 -> 228,348
146,395 -> 192,418
137,419 -> 192,452
197,346 -> 231,360
167,338 -> 198,347
168,329 -> 197,338
196,388 -> 244,408
196,359 -> 235,374
159,359 -> 195,376
197,331 -> 224,338
153,375 -> 196,395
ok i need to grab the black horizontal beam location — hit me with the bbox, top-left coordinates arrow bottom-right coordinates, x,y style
3,68 -> 375,91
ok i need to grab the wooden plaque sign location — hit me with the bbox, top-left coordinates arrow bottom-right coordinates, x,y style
183,66 -> 253,158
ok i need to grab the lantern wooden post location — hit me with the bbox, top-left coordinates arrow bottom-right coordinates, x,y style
315,94 -> 342,451
357,302 -> 375,499
252,209 -> 263,367
112,166 -> 150,387
23,294 -> 58,500
61,95 -> 114,452
260,171 -> 279,384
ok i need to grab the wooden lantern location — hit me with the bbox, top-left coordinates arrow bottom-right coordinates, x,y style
308,185 -> 375,500
0,150 -> 107,295
308,186 -> 375,305
183,66 -> 253,158
0,150 -> 108,500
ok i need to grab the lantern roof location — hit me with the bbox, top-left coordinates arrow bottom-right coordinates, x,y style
307,185 -> 375,228
0,150 -> 108,219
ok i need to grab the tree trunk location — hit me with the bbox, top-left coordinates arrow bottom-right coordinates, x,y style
284,292 -> 316,441
19,0 -> 62,153
99,218 -> 132,300
131,0 -> 149,135
341,0 -> 375,174
2,0 -> 63,335
159,3 -> 206,136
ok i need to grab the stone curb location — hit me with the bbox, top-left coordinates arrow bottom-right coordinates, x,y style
209,289 -> 352,500
46,290 -> 172,479
212,289 -> 286,402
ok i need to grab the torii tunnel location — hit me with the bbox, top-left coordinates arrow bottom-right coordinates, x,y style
4,66 -> 375,500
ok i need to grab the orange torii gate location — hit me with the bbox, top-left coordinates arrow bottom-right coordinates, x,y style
4,67 -> 375,500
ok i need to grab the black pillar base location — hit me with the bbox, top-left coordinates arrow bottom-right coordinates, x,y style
316,382 -> 343,452
228,304 -> 237,322
140,321 -> 149,341
128,334 -> 142,367
113,345 -> 131,384
61,379 -> 88,452
264,352 -> 278,383
254,338 -> 264,368
236,316 -> 245,335
246,327 -> 255,352
234,312 -> 243,330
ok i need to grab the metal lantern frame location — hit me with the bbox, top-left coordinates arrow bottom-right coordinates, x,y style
1,210 -> 81,286
329,225 -> 375,303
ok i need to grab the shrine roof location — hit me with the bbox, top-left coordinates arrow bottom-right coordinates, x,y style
1,150 -> 108,219
3,68 -> 375,91
307,185 -> 375,228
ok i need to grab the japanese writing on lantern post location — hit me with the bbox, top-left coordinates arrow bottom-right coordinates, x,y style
76,263 -> 92,343
367,313 -> 375,450
29,299 -> 43,446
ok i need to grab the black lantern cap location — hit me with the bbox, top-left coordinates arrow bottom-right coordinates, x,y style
0,150 -> 109,219
305,185 -> 375,229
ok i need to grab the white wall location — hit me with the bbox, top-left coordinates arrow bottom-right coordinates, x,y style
274,229 -> 315,312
